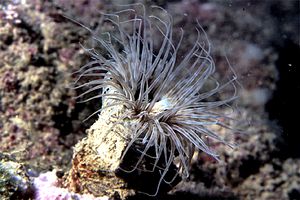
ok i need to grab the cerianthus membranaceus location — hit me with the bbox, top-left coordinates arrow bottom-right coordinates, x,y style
69,3 -> 239,196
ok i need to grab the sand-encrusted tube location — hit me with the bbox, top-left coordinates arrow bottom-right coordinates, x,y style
66,90 -> 179,198
66,97 -> 137,198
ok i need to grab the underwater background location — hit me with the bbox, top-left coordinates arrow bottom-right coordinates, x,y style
0,0 -> 299,199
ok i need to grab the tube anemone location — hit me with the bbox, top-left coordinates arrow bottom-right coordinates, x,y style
71,3 -> 239,196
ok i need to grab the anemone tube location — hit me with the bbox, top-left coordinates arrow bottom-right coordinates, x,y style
67,4 -> 238,198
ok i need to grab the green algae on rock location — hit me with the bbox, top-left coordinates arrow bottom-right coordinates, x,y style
0,153 -> 34,200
